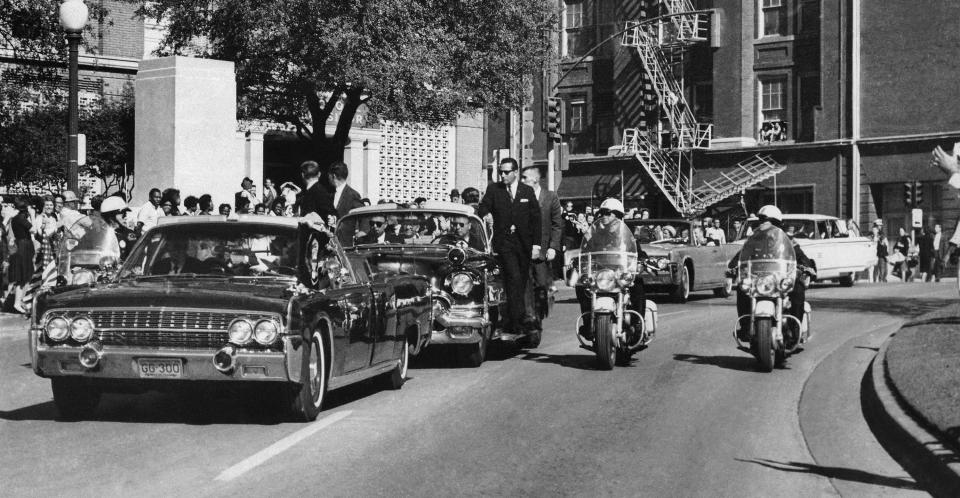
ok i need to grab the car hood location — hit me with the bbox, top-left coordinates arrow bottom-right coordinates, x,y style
42,278 -> 292,314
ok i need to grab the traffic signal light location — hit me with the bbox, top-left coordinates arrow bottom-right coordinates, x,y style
904,182 -> 913,207
547,96 -> 564,139
914,182 -> 923,206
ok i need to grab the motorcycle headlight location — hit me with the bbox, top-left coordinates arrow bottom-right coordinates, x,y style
70,316 -> 95,342
755,274 -> 778,295
739,277 -> 753,293
254,319 -> 279,345
657,258 -> 670,270
617,271 -> 635,287
779,277 -> 795,293
45,316 -> 70,342
448,272 -> 474,296
228,319 -> 254,345
595,269 -> 617,291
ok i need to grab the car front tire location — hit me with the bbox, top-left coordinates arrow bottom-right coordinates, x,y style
672,265 -> 691,303
291,334 -> 327,422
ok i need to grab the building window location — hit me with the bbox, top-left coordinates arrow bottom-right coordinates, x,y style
760,0 -> 787,37
569,100 -> 585,133
692,82 -> 713,123
562,1 -> 584,57
759,78 -> 788,142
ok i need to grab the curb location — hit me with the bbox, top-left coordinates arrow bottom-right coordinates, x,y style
863,331 -> 960,497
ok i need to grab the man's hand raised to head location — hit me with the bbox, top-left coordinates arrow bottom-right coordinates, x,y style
930,145 -> 959,176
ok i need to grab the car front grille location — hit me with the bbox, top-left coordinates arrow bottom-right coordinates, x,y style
58,309 -> 279,349
98,330 -> 227,349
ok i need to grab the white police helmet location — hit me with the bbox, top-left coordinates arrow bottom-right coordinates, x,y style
99,196 -> 129,214
599,198 -> 625,216
757,205 -> 782,223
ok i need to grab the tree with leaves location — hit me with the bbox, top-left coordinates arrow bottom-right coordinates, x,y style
131,0 -> 556,170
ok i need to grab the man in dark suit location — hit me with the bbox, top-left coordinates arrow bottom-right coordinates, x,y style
521,166 -> 562,327
329,161 -> 364,218
932,223 -> 950,282
296,161 -> 336,226
477,158 -> 541,335
358,214 -> 404,244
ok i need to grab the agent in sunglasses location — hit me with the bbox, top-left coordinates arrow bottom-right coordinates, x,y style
477,157 -> 542,336
437,215 -> 484,251
575,198 -> 647,339
358,215 -> 403,244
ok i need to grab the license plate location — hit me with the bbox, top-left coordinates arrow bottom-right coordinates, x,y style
137,358 -> 183,378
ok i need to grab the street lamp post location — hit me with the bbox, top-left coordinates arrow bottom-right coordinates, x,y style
59,0 -> 89,194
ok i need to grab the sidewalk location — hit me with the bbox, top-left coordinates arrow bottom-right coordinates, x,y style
0,312 -> 29,338
866,302 -> 960,496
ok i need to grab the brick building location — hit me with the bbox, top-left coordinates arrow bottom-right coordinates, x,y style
513,0 -> 960,238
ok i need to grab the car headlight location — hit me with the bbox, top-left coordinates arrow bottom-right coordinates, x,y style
755,274 -> 778,295
779,277 -> 795,293
657,258 -> 670,270
595,269 -> 617,291
449,272 -> 474,296
739,277 -> 753,292
45,316 -> 70,342
254,319 -> 279,345
70,316 -> 95,342
617,271 -> 635,287
228,319 -> 254,345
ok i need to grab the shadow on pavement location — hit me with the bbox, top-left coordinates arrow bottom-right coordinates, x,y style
736,458 -> 921,490
0,380 -> 392,425
409,342 -> 523,369
518,351 -> 603,371
806,296 -> 953,319
672,353 -> 759,372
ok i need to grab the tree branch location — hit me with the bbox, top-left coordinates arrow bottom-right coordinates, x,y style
333,87 -> 365,143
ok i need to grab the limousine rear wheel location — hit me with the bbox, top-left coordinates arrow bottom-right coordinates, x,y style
51,377 -> 100,420
292,334 -> 327,422
672,265 -> 691,303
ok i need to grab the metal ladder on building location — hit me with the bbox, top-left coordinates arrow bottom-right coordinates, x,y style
689,155 -> 786,213
620,1 -> 785,217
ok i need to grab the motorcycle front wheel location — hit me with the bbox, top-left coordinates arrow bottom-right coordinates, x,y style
753,317 -> 775,372
593,313 -> 616,370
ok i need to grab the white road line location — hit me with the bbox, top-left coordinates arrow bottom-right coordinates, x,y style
214,410 -> 352,482
658,310 -> 687,318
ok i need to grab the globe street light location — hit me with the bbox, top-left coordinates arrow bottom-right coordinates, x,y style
59,0 -> 89,194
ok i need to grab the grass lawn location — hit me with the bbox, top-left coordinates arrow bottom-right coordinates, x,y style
884,303 -> 960,449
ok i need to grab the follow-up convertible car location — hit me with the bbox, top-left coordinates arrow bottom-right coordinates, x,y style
626,218 -> 741,302
29,215 -> 431,421
336,202 -> 512,367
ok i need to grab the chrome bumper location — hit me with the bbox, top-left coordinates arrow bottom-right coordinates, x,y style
34,338 -> 297,382
430,310 -> 489,345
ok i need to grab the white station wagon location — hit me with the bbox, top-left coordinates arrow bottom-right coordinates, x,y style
738,214 -> 878,286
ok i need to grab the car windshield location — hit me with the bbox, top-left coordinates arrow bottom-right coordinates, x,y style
337,210 -> 487,251
739,218 -> 818,240
627,220 -> 693,244
118,223 -> 300,280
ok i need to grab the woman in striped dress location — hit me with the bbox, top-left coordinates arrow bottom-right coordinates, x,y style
34,197 -> 58,268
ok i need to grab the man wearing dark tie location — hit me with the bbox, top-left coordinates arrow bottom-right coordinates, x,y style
477,158 -> 541,336
521,166 -> 563,332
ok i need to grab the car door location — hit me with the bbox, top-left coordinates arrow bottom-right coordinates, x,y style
350,253 -> 399,366
330,254 -> 374,373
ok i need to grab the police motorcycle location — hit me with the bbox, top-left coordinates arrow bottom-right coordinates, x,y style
572,202 -> 658,370
732,219 -> 813,372
57,215 -> 123,286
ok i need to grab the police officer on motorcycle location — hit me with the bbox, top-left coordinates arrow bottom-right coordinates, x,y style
731,205 -> 816,341
576,198 -> 647,339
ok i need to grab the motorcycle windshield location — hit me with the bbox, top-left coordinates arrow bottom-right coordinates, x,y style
738,225 -> 796,279
578,219 -> 638,275
57,215 -> 121,272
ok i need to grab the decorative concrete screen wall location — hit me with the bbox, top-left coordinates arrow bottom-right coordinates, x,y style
378,121 -> 456,202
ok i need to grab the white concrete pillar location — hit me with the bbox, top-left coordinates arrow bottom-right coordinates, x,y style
134,56 -> 238,207
363,135 -> 382,201
245,130 -> 265,187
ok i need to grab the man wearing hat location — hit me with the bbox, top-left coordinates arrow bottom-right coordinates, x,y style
449,189 -> 461,204
56,190 -> 85,236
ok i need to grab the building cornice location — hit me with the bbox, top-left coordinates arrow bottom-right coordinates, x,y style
0,48 -> 139,73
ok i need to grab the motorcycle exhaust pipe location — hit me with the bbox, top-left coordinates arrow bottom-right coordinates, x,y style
213,345 -> 237,373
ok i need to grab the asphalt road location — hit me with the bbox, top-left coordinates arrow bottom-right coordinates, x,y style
1,281 -> 955,497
